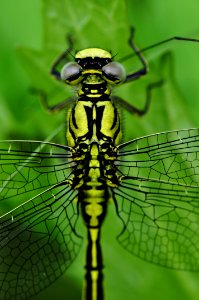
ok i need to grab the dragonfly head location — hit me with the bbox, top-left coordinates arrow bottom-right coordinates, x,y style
60,48 -> 126,91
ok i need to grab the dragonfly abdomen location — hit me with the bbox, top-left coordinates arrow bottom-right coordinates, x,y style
79,149 -> 109,300
80,186 -> 107,299
80,180 -> 108,227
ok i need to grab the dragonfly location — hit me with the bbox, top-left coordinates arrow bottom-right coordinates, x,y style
1,27 -> 199,300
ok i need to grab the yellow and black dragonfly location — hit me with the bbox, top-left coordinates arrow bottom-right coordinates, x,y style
1,28 -> 199,300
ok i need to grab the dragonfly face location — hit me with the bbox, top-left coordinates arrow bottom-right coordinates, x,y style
61,48 -> 126,97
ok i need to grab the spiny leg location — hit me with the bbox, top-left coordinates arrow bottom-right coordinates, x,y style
117,27 -> 163,116
51,34 -> 74,80
121,34 -> 199,62
118,28 -> 199,116
31,35 -> 75,113
114,80 -> 163,116
30,88 -> 75,113
124,27 -> 148,83
115,27 -> 164,116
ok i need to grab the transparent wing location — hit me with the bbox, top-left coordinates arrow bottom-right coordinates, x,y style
0,140 -> 76,207
0,140 -> 82,299
117,128 -> 199,186
113,128 -> 199,270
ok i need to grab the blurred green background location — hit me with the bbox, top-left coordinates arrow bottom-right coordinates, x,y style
1,0 -> 199,299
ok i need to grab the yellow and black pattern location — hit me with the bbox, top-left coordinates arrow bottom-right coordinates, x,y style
65,48 -> 124,300
1,39 -> 199,300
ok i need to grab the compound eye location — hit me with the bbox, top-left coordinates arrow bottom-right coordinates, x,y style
102,62 -> 126,82
60,62 -> 82,81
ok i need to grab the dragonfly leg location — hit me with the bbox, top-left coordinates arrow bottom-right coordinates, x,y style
113,80 -> 164,116
30,35 -> 75,113
51,34 -> 74,80
124,27 -> 148,83
30,88 -> 75,113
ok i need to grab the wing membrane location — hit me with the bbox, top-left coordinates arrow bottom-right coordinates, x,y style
113,128 -> 199,271
0,140 -> 75,211
0,182 -> 81,300
0,140 -> 82,299
117,128 -> 199,186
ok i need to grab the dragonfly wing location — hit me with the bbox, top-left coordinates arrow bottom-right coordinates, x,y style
117,128 -> 199,186
0,140 -> 82,299
0,140 -> 75,210
113,128 -> 199,271
0,183 -> 81,300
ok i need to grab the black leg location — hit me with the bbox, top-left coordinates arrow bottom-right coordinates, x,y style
124,27 -> 148,83
122,28 -> 199,84
121,35 -> 199,63
30,88 -> 75,113
30,36 -> 75,112
51,34 -> 74,81
114,80 -> 164,116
